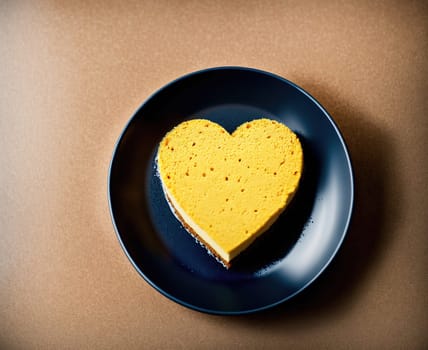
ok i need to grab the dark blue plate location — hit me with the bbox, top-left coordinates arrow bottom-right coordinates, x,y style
108,67 -> 354,314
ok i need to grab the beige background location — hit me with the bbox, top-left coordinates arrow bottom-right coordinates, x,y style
1,1 -> 427,349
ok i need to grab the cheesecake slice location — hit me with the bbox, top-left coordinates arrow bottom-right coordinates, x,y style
157,118 -> 303,268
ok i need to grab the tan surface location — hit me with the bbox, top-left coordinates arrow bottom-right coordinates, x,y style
1,1 -> 427,349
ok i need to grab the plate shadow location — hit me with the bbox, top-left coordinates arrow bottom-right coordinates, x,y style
227,79 -> 401,324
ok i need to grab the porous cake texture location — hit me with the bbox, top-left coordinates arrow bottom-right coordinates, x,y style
157,119 -> 303,267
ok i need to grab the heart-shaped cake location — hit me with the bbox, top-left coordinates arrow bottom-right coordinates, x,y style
157,119 -> 303,268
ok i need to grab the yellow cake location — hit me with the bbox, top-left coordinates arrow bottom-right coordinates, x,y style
157,118 -> 303,268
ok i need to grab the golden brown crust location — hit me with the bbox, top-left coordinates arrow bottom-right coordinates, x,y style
165,193 -> 232,269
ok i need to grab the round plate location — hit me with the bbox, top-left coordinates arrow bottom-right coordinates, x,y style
108,67 -> 354,314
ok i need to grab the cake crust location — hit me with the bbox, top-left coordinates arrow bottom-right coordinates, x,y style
164,193 -> 232,268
